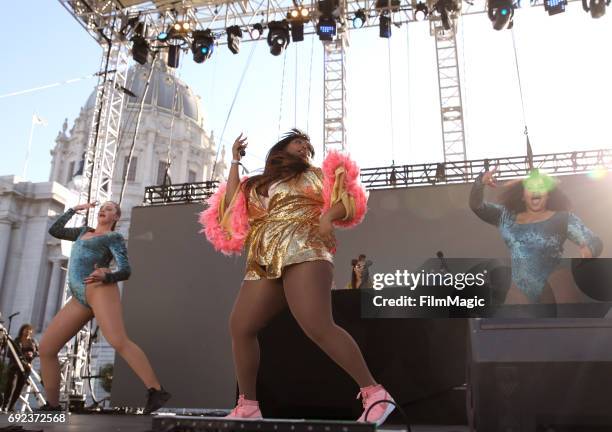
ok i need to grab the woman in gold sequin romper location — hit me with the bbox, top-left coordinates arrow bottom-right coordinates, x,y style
199,130 -> 395,425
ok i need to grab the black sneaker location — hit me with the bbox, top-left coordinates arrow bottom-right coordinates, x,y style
36,402 -> 63,412
144,387 -> 171,414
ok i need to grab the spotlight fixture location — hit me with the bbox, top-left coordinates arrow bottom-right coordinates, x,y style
291,22 -> 305,42
353,9 -> 367,28
251,23 -> 264,39
435,0 -> 461,30
267,21 -> 290,56
544,0 -> 567,15
379,15 -> 392,38
157,30 -> 169,41
192,30 -> 215,63
226,25 -> 242,54
287,7 -> 309,42
582,0 -> 610,18
487,0 -> 514,30
414,1 -> 429,20
131,35 -> 149,65
317,16 -> 337,40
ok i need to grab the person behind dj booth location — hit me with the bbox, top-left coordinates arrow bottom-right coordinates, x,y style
1,324 -> 38,412
348,259 -> 362,289
356,254 -> 372,289
470,167 -> 603,304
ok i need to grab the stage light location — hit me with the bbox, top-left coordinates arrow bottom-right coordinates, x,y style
251,23 -> 264,39
287,7 -> 309,42
182,22 -> 190,31
291,22 -> 305,42
192,30 -> 215,63
487,0 -> 514,30
267,21 -> 290,56
353,9 -> 367,28
158,31 -> 168,41
379,15 -> 392,38
173,23 -> 182,31
317,16 -> 337,40
131,35 -> 149,65
582,0 -> 610,18
435,0 -> 461,30
168,44 -> 180,68
414,2 -> 429,20
544,0 -> 567,14
226,26 -> 242,54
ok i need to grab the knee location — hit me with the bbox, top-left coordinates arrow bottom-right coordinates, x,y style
229,311 -> 259,340
105,334 -> 129,354
299,320 -> 334,345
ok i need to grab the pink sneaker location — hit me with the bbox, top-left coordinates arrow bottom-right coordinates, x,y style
226,394 -> 263,420
356,384 -> 395,425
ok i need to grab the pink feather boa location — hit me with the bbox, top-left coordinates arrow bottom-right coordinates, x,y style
198,181 -> 250,256
321,151 -> 368,228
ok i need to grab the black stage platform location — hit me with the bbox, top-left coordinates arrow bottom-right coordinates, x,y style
0,414 -> 469,432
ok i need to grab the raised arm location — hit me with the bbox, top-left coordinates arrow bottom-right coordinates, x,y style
103,232 -> 132,283
567,213 -> 603,258
48,208 -> 83,241
224,133 -> 247,212
469,170 -> 505,227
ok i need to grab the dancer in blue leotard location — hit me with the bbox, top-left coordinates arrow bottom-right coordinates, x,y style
38,201 -> 170,413
470,168 -> 603,304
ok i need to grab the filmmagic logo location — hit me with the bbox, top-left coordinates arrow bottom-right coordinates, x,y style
372,295 -> 486,309
372,269 -> 487,290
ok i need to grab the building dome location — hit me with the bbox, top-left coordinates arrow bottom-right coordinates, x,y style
84,60 -> 203,125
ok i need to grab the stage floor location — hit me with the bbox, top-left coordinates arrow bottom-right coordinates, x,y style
0,414 -> 469,432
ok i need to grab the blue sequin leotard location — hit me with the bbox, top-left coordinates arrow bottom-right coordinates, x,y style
48,208 -> 131,308
470,175 -> 603,301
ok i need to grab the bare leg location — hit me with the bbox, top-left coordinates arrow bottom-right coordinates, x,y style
86,282 -> 160,390
548,268 -> 586,304
39,298 -> 94,406
229,278 -> 286,400
282,260 -> 376,388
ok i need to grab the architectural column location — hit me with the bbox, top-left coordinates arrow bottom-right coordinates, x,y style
0,219 -> 13,292
42,258 -> 63,328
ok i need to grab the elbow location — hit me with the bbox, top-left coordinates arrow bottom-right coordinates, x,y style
592,238 -> 604,258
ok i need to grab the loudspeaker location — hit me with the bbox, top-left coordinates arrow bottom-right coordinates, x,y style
467,318 -> 612,432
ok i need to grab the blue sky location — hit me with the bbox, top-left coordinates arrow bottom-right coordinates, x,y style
1,2 -> 610,183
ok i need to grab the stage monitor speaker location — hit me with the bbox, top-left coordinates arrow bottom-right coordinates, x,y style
467,318 -> 612,432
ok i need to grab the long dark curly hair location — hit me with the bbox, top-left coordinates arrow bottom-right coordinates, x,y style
243,129 -> 315,200
16,324 -> 34,342
500,174 -> 571,214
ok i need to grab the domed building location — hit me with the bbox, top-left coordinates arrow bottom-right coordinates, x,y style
50,57 -> 226,234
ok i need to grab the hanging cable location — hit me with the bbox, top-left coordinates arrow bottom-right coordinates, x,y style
277,49 -> 289,141
162,70 -> 182,186
510,28 -> 533,168
119,52 -> 158,205
387,37 -> 396,165
295,42 -> 299,126
209,41 -> 258,181
306,34 -> 315,135
405,23 -> 413,163
0,73 -> 97,99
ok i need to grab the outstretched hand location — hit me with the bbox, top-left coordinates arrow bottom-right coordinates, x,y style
73,202 -> 97,213
482,166 -> 498,188
232,133 -> 248,160
579,245 -> 593,259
